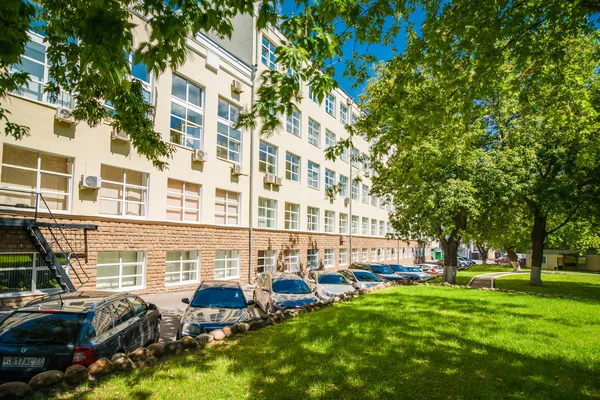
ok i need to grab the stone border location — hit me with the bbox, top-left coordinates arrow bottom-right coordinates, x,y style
0,280 -> 408,399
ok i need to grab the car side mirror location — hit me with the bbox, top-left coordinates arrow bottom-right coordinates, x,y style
147,303 -> 157,311
181,298 -> 190,304
261,287 -> 271,293
247,299 -> 255,306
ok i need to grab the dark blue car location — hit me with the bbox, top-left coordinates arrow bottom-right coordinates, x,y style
0,291 -> 161,382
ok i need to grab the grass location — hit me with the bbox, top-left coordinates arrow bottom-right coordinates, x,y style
431,264 -> 516,285
58,286 -> 600,400
495,271 -> 600,301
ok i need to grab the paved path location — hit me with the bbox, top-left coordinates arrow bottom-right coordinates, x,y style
467,272 -> 526,289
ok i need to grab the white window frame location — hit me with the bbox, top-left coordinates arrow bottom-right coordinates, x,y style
284,250 -> 300,272
339,213 -> 348,234
340,147 -> 349,163
308,119 -> 321,147
325,130 -> 336,149
325,169 -> 336,190
257,250 -> 277,273
351,248 -> 359,263
324,249 -> 335,268
259,141 -> 278,175
307,249 -> 320,270
258,197 -> 277,229
165,251 -> 200,286
345,249 -> 354,264
379,220 -> 386,236
99,165 -> 148,218
307,206 -> 319,231
351,180 -> 359,200
339,175 -> 348,197
371,192 -> 378,207
0,253 -> 66,297
361,217 -> 369,235
324,210 -> 335,233
166,179 -> 201,222
96,252 -> 146,291
286,110 -> 301,137
340,104 -> 348,125
371,219 -> 377,236
215,189 -> 240,226
170,74 -> 204,150
351,215 -> 359,235
362,249 -> 368,262
261,36 -> 277,69
285,152 -> 300,183
307,161 -> 320,189
325,93 -> 336,117
284,202 -> 300,230
362,184 -> 369,204
217,98 -> 242,164
371,248 -> 377,261
214,250 -> 241,280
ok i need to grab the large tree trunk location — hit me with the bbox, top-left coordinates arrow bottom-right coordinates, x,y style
504,244 -> 521,272
441,238 -> 459,284
530,212 -> 547,286
476,243 -> 489,265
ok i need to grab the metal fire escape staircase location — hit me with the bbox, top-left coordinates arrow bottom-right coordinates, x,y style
0,189 -> 97,292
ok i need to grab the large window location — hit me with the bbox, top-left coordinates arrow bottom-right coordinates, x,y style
257,250 -> 277,273
362,217 -> 369,235
307,206 -> 319,231
341,249 -> 350,265
97,252 -> 145,291
339,213 -> 348,234
214,250 -> 240,279
261,37 -> 277,69
351,148 -> 360,168
362,185 -> 369,204
339,175 -> 348,197
340,104 -> 348,125
284,250 -> 300,272
286,110 -> 301,137
351,180 -> 359,200
340,147 -> 349,163
285,202 -> 300,230
362,248 -> 368,262
387,248 -> 392,261
165,251 -> 199,285
307,249 -> 320,270
307,161 -> 320,189
10,33 -> 73,108
324,210 -> 335,233
325,130 -> 336,148
258,197 -> 277,229
371,248 -> 377,261
0,145 -> 73,212
170,74 -> 203,150
371,192 -> 378,207
166,179 -> 201,222
285,152 -> 300,182
379,220 -> 386,236
259,141 -> 278,174
99,165 -> 148,218
325,169 -> 336,190
0,253 -> 63,295
371,219 -> 377,236
308,119 -> 321,147
217,98 -> 241,163
215,189 -> 240,226
325,94 -> 336,117
351,216 -> 359,235
324,249 -> 334,268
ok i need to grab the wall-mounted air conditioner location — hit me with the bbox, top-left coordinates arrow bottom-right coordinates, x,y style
55,107 -> 77,124
80,175 -> 101,189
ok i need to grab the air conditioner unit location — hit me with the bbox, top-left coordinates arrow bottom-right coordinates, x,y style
80,175 -> 101,189
55,107 -> 77,124
231,79 -> 244,94
344,197 -> 350,206
298,90 -> 305,99
264,173 -> 282,186
192,149 -> 206,162
346,98 -> 353,106
111,128 -> 131,142
231,164 -> 243,175
364,172 -> 371,178
340,235 -> 347,243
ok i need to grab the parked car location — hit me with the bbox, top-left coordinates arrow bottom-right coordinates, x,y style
308,271 -> 356,300
458,256 -> 476,267
387,264 -> 432,281
495,256 -> 510,264
339,269 -> 384,289
0,291 -> 161,383
351,263 -> 406,283
416,264 -> 443,275
254,272 -> 318,313
178,281 -> 253,339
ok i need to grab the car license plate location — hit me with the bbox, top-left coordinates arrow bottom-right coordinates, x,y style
2,356 -> 45,368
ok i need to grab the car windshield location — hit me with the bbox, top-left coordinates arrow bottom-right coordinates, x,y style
389,265 -> 407,272
190,288 -> 247,309
0,312 -> 86,344
354,271 -> 381,282
406,267 -> 422,272
318,274 -> 350,285
272,279 -> 311,294
370,265 -> 394,274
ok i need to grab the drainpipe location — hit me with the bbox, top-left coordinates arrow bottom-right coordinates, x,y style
348,144 -> 353,260
248,65 -> 258,283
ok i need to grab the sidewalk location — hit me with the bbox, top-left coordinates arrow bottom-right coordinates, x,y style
467,272 -> 526,289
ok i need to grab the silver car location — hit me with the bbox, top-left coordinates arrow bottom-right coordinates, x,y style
253,272 -> 319,313
339,269 -> 384,289
387,264 -> 432,282
308,271 -> 356,300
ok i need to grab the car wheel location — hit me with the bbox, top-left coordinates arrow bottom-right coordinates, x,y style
265,303 -> 272,314
153,320 -> 161,343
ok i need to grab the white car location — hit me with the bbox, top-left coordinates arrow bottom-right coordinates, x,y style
308,271 -> 356,300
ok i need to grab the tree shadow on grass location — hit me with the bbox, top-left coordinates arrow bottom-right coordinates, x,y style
64,288 -> 600,400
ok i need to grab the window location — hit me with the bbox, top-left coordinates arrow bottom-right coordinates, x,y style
371,219 -> 377,236
10,34 -> 73,108
351,180 -> 359,200
387,248 -> 392,260
285,202 -> 300,230
215,189 -> 240,226
362,249 -> 368,262
286,110 -> 301,136
362,184 -> 369,203
284,250 -> 300,272
340,104 -> 348,125
309,86 -> 318,102
307,206 -> 319,231
325,130 -> 336,148
166,179 -> 201,222
283,152 -> 301,183
325,169 -> 336,190
99,165 -> 148,218
325,94 -> 336,117
307,161 -> 320,189
259,141 -> 278,174
339,213 -> 348,234
379,196 -> 386,209
257,250 -> 277,273
324,249 -> 334,268
338,175 -> 348,197
362,217 -> 369,235
217,98 -> 241,163
0,253 -> 63,295
371,193 -> 378,207
350,249 -> 358,263
0,145 -> 73,212
352,113 -> 358,125
351,148 -> 360,168
387,222 -> 393,235
324,210 -> 335,233
170,74 -> 203,150
351,216 -> 359,235
214,250 -> 240,279
379,220 -> 386,236
379,248 -> 385,262
391,248 -> 397,260
261,37 -> 277,69
307,249 -> 320,270
371,248 -> 377,260
361,154 -> 369,172
165,251 -> 199,285
338,249 -> 348,265
258,197 -> 277,229
97,252 -> 145,291
340,147 -> 349,163
308,119 -> 321,147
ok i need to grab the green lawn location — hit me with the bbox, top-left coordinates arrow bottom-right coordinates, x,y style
59,286 -> 600,400
431,264 -> 516,285
495,271 -> 600,301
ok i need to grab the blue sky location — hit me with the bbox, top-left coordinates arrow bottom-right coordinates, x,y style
280,2 -> 426,100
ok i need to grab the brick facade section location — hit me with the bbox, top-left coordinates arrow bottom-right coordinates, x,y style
0,215 -> 423,303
